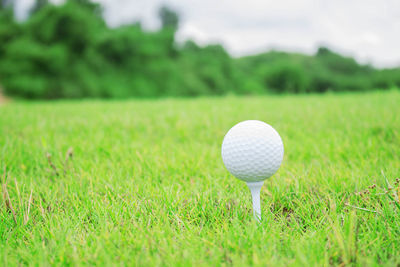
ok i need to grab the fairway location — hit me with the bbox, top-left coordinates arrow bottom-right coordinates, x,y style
1,91 -> 400,266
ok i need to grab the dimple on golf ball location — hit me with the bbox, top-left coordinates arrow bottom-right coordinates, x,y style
221,120 -> 284,182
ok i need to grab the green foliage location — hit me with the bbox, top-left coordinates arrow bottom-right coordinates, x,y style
237,48 -> 392,93
178,42 -> 242,96
373,68 -> 400,89
158,5 -> 179,31
0,1 -> 399,99
29,0 -> 48,15
0,1 -> 107,98
93,26 -> 181,98
261,63 -> 309,93
0,0 -> 13,10
0,7 -> 19,57
26,2 -> 104,53
0,37 -> 67,98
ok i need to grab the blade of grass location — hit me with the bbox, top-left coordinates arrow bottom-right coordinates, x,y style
386,194 -> 400,211
24,189 -> 33,225
2,182 -> 18,225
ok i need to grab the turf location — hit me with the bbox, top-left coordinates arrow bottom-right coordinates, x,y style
1,90 -> 400,266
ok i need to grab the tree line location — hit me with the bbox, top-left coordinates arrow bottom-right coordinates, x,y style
0,0 -> 399,99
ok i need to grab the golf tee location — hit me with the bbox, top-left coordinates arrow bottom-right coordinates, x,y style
246,181 -> 264,222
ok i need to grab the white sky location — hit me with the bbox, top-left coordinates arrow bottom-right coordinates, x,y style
15,0 -> 400,67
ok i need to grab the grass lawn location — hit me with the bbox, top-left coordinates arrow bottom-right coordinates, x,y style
1,90 -> 400,266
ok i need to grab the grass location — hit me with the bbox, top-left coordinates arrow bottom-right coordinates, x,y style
1,90 -> 400,266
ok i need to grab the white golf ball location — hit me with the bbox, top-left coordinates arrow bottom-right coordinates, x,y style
221,120 -> 284,182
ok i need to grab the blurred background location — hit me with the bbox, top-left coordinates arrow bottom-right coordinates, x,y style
0,0 -> 399,99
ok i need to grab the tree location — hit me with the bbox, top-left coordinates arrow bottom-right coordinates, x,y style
68,0 -> 102,16
30,0 -> 49,15
1,0 -> 13,10
316,46 -> 331,56
0,0 -> 18,59
158,5 -> 179,31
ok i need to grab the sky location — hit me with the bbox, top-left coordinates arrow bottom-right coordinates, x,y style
15,0 -> 400,68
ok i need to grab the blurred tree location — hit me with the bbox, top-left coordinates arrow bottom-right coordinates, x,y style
0,0 -> 107,98
30,0 -> 49,15
68,0 -> 103,16
262,63 -> 309,93
0,0 -> 19,59
0,0 -> 397,99
27,1 -> 105,54
316,46 -> 362,74
0,0 -> 13,10
69,0 -> 96,8
178,43 -> 241,96
158,5 -> 179,31
373,68 -> 400,89
316,46 -> 331,56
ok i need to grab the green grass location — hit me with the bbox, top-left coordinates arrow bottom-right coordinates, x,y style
1,90 -> 400,266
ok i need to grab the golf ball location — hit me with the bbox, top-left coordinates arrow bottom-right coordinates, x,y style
221,120 -> 284,182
